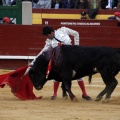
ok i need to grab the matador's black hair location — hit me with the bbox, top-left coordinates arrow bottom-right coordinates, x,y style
42,26 -> 54,35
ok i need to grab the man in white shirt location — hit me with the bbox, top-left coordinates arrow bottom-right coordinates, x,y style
27,26 -> 92,100
37,0 -> 52,8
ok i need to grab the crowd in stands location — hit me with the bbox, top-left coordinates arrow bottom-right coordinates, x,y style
0,0 -> 120,9
32,0 -> 120,9
0,0 -> 32,6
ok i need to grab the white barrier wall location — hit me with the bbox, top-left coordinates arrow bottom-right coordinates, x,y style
22,1 -> 32,25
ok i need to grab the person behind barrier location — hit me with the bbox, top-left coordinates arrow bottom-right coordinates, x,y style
2,17 -> 15,24
62,0 -> 75,8
108,11 -> 120,27
74,0 -> 89,9
81,11 -> 87,19
37,0 -> 52,8
2,17 -> 10,24
51,0 -> 62,9
114,11 -> 120,26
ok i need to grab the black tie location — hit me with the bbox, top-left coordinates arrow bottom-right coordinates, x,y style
54,37 -> 62,43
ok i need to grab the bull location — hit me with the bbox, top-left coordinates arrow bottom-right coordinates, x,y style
28,45 -> 120,102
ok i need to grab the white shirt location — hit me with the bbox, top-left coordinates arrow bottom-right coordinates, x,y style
31,26 -> 79,65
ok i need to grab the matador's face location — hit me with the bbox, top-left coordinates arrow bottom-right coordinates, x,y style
46,32 -> 55,40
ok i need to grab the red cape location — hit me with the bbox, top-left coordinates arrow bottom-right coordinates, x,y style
0,66 -> 42,100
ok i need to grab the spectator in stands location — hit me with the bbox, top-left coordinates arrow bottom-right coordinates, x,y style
0,18 -> 3,24
89,0 -> 101,8
113,0 -> 119,9
105,0 -> 112,9
2,17 -> 10,24
2,0 -> 32,6
10,0 -> 16,5
108,11 -> 120,27
106,0 -> 118,9
81,11 -> 87,19
62,0 -> 75,8
37,0 -> 52,8
74,0 -> 89,9
114,12 -> 120,26
117,0 -> 120,9
51,0 -> 62,9
100,0 -> 108,9
32,0 -> 39,8
0,0 -> 2,5
2,17 -> 15,24
2,0 -> 10,5
1,0 -> 6,6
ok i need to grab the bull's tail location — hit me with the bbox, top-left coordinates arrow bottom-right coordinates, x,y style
88,74 -> 92,84
88,71 -> 98,84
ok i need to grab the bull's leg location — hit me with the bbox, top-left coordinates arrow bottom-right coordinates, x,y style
63,81 -> 76,101
60,68 -> 76,101
95,86 -> 109,101
95,72 -> 109,101
96,71 -> 118,102
105,79 -> 118,102
61,82 -> 69,99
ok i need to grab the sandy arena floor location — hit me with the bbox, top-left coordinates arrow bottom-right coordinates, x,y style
0,70 -> 120,120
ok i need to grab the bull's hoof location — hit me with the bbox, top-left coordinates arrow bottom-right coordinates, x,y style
63,95 -> 68,100
72,97 -> 78,102
95,96 -> 103,101
71,96 -> 78,102
104,98 -> 110,103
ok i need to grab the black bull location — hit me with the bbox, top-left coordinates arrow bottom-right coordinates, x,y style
29,45 -> 120,102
